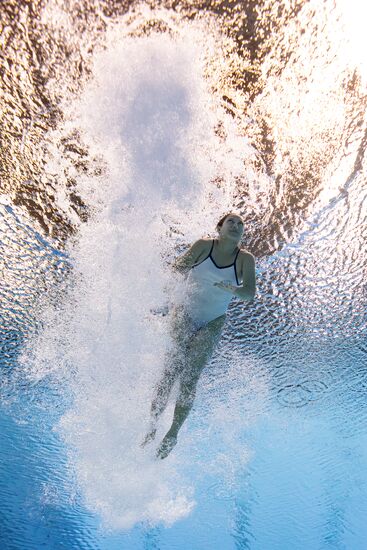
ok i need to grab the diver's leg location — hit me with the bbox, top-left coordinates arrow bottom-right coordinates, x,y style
156,315 -> 225,458
142,309 -> 190,446
142,344 -> 187,446
141,364 -> 179,446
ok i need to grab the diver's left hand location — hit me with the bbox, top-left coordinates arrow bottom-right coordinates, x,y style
213,280 -> 236,294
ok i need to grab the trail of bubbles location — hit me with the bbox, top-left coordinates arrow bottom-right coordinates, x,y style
22,23 -> 255,529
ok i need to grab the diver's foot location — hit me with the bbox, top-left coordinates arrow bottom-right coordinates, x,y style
156,432 -> 178,459
141,427 -> 157,448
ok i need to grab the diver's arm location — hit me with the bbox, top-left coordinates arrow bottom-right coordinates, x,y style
172,239 -> 208,274
234,252 -> 256,300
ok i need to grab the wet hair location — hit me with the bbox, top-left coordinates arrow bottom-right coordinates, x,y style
216,212 -> 244,231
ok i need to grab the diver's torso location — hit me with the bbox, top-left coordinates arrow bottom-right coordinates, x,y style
183,239 -> 242,328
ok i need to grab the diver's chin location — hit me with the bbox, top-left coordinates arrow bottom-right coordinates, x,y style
228,233 -> 241,243
220,232 -> 241,244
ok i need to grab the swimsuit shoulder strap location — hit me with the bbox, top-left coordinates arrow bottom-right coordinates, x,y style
209,239 -> 215,256
192,239 -> 215,268
234,247 -> 242,285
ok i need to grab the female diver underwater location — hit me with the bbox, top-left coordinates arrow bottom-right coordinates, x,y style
142,212 -> 256,459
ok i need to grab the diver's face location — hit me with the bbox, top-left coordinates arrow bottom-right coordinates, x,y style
219,215 -> 244,241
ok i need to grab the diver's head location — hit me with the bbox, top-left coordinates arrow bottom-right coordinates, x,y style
216,212 -> 244,242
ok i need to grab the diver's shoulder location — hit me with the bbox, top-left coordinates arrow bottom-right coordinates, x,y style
192,238 -> 213,251
238,248 -> 255,263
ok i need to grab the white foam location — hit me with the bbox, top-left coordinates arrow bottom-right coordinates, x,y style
21,15 -> 258,529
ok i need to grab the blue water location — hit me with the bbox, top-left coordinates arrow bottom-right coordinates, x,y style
2,185 -> 367,548
2,365 -> 367,549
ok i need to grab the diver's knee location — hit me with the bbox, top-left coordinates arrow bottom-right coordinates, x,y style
177,388 -> 196,408
179,374 -> 199,401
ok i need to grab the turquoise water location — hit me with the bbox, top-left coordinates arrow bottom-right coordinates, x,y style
1,0 -> 367,548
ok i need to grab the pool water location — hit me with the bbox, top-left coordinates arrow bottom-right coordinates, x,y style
1,0 -> 367,548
